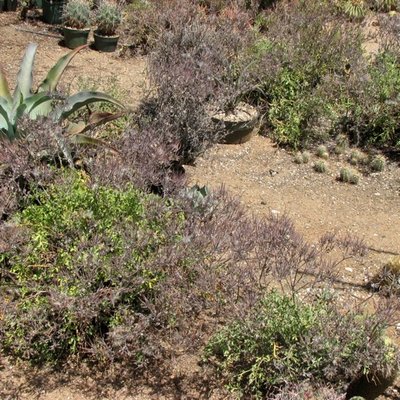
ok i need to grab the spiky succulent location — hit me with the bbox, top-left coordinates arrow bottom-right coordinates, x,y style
95,1 -> 122,36
340,0 -> 367,21
0,43 -> 125,164
370,155 -> 386,172
339,167 -> 359,184
63,0 -> 91,29
314,160 -> 327,173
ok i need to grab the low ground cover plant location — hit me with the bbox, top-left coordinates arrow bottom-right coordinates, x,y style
204,291 -> 399,398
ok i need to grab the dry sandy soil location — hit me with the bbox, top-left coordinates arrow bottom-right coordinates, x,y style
1,10 -> 400,400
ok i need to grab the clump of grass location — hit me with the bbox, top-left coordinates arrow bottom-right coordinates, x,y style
316,145 -> 329,159
294,151 -> 311,164
339,167 -> 359,184
370,155 -> 386,172
314,160 -> 327,173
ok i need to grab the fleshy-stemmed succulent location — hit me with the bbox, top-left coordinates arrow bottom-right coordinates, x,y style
95,0 -> 122,36
316,145 -> 329,159
339,167 -> 359,184
0,43 -> 125,166
62,0 -> 91,29
370,155 -> 386,172
314,160 -> 327,173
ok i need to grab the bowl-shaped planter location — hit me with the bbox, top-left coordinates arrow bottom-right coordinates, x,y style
63,26 -> 90,49
93,31 -> 119,52
43,0 -> 65,24
211,102 -> 259,144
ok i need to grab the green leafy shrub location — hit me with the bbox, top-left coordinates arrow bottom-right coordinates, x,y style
0,173 -> 179,363
204,291 -> 398,398
249,0 -> 365,148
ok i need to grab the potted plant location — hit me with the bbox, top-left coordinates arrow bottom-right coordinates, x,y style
43,0 -> 65,24
93,0 -> 122,52
210,102 -> 259,144
62,0 -> 91,49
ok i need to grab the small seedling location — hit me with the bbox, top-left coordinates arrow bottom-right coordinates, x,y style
314,160 -> 327,173
316,145 -> 329,159
370,155 -> 386,172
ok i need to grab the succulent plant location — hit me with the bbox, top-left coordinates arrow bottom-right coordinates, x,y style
369,257 -> 400,294
294,152 -> 303,164
95,0 -> 122,36
340,0 -> 367,21
302,151 -> 310,163
349,149 -> 368,166
339,167 -> 359,184
334,133 -> 349,155
314,160 -> 327,173
294,151 -> 310,164
62,0 -> 91,29
0,43 -> 125,165
316,145 -> 329,159
370,155 -> 386,172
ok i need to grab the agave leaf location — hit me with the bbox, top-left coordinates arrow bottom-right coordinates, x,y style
25,92 -> 52,114
70,134 -> 121,155
0,99 -> 15,140
54,91 -> 125,121
14,43 -> 38,104
79,111 -> 126,133
38,45 -> 87,93
0,68 -> 12,103
65,121 -> 86,135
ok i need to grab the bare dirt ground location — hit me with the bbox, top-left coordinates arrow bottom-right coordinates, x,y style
1,10 -> 400,400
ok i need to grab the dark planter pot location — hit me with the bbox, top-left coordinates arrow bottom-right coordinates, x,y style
0,0 -> 5,11
42,0 -> 64,24
63,26 -> 90,49
6,0 -> 17,11
93,31 -> 119,53
346,372 -> 396,400
211,103 -> 259,144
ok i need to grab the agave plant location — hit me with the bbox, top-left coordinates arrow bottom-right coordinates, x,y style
0,43 -> 125,144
